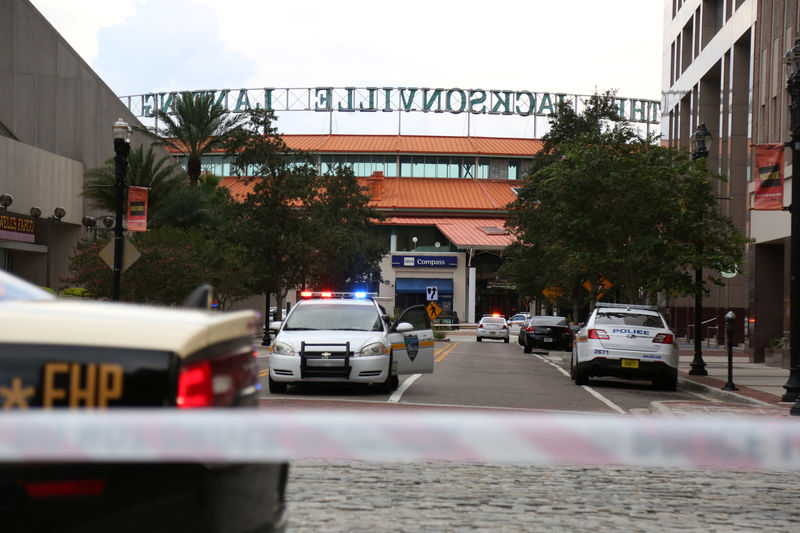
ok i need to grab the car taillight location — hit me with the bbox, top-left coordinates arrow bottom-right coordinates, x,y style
502,324 -> 508,329
478,324 -> 484,329
23,479 -> 105,498
588,329 -> 609,339
177,360 -> 213,408
526,326 -> 533,332
653,333 -> 674,344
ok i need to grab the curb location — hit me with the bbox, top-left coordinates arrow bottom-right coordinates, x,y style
677,375 -> 774,406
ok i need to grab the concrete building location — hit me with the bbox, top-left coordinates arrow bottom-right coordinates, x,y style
661,0 -> 800,362
0,0 -> 148,288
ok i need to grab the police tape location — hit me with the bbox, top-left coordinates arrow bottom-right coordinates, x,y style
0,409 -> 798,470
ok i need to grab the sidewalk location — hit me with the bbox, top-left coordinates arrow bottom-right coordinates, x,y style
651,342 -> 795,417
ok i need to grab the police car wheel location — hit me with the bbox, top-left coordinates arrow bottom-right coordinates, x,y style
268,376 -> 287,394
504,337 -> 509,343
477,336 -> 482,342
653,372 -> 678,391
569,352 -> 576,380
390,375 -> 399,391
574,364 -> 589,386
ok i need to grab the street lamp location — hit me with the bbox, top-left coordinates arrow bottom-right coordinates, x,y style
112,118 -> 131,301
688,123 -> 711,376
29,206 -> 66,289
782,39 -> 800,412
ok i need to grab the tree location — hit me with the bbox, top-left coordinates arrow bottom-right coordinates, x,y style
226,108 -> 386,313
302,164 -> 386,290
504,93 -> 747,312
139,91 -> 245,187
83,144 -> 186,219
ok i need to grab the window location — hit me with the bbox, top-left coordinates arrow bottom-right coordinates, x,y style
400,156 -> 412,177
396,306 -> 431,330
594,312 -> 665,328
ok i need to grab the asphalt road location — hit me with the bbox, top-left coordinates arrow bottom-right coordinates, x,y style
257,337 -> 705,413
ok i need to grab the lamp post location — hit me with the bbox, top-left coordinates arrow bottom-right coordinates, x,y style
112,119 -> 131,302
689,123 -> 711,376
782,40 -> 800,411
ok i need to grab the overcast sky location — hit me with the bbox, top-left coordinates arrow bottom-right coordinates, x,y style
30,0 -> 665,138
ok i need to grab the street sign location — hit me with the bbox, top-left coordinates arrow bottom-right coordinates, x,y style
426,301 -> 442,320
542,286 -> 563,303
426,286 -> 439,301
99,237 -> 141,273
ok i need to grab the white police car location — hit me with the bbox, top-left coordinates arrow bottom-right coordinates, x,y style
268,291 -> 434,393
570,303 -> 679,390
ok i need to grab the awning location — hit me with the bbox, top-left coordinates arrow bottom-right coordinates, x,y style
383,217 -> 513,250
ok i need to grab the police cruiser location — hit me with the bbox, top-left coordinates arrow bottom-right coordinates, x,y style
570,303 -> 679,390
268,291 -> 434,393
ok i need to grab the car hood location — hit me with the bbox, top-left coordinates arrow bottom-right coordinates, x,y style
274,330 -> 386,353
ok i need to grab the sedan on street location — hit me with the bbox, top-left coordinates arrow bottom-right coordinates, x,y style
520,316 -> 573,353
476,315 -> 509,343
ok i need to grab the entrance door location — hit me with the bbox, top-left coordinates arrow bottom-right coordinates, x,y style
388,305 -> 434,374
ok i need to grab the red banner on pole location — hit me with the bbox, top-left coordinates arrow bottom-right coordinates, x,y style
127,186 -> 148,232
753,144 -> 784,210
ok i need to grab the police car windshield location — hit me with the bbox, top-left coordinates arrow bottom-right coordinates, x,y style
0,270 -> 56,302
284,303 -> 383,331
595,312 -> 664,328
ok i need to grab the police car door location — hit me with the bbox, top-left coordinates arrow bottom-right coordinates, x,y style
388,305 -> 434,374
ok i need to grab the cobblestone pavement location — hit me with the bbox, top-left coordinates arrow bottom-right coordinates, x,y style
286,462 -> 800,532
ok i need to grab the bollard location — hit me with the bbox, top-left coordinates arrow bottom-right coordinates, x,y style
722,310 -> 738,391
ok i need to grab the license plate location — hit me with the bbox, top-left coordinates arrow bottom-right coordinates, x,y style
543,337 -> 553,343
621,359 -> 639,369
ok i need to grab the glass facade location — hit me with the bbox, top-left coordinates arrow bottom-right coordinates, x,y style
184,153 -> 531,180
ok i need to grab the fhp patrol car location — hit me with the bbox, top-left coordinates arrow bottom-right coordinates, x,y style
571,303 -> 679,390
0,269 -> 287,532
268,291 -> 434,393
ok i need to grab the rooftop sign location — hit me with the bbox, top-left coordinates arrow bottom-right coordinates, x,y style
120,87 -> 660,125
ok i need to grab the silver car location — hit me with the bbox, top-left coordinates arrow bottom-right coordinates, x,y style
571,303 -> 679,390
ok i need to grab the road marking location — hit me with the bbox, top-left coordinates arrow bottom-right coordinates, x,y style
581,385 -> 626,413
435,342 -> 459,362
532,353 -> 626,414
388,374 -> 420,403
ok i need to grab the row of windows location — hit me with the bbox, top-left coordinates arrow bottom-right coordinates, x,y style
193,154 -> 532,180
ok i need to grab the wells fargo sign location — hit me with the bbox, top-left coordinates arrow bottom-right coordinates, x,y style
0,214 -> 35,243
120,87 -> 661,125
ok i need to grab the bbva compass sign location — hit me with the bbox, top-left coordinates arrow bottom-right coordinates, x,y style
120,87 -> 661,124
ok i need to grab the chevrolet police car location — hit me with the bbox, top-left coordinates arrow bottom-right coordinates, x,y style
268,291 -> 434,393
570,303 -> 679,390
0,269 -> 287,533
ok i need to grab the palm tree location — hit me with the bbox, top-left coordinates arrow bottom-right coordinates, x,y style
139,91 -> 245,187
83,144 -> 186,217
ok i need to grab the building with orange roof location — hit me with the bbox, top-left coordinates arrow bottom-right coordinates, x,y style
187,134 -> 542,322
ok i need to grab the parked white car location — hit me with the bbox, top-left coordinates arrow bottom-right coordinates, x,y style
571,303 -> 679,390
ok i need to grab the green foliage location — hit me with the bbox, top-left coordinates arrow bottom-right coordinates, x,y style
226,109 -> 386,311
504,92 -> 748,306
61,287 -> 88,298
138,91 -> 246,187
83,144 -> 186,219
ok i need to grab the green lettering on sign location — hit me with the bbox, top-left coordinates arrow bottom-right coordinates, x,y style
360,88 -> 378,111
315,88 -> 332,111
491,91 -> 512,114
423,89 -> 442,112
631,99 -> 646,122
338,87 -> 356,112
234,90 -> 251,112
469,90 -> 487,113
537,93 -> 554,114
515,91 -> 535,115
382,88 -> 393,111
159,93 -> 173,113
446,89 -> 466,113
400,88 -> 418,111
613,98 -> 627,119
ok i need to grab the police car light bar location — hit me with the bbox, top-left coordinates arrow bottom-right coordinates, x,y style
298,291 -> 378,299
595,302 -> 659,311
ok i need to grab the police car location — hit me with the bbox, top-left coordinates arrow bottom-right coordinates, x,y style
0,269 -> 287,532
268,291 -> 434,393
570,303 -> 679,390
